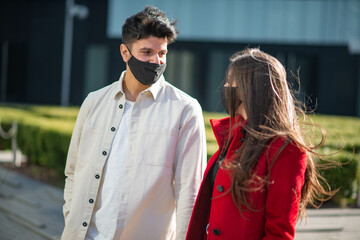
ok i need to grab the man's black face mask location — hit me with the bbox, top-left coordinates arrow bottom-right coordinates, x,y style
221,85 -> 242,117
126,46 -> 166,85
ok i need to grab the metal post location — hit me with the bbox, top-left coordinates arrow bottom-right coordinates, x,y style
1,40 -> 9,102
60,0 -> 89,106
357,59 -> 360,117
357,176 -> 360,208
0,119 -> 19,166
11,122 -> 20,167
60,0 -> 75,106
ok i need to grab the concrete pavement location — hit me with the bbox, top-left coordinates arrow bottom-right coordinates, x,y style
295,208 -> 360,239
0,165 -> 64,240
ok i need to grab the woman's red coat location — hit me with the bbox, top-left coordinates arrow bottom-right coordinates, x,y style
186,116 -> 307,240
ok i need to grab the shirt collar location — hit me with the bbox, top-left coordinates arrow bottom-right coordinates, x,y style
112,71 -> 125,99
142,74 -> 165,101
113,71 -> 164,101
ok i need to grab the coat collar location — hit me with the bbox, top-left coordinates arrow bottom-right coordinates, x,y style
210,115 -> 247,149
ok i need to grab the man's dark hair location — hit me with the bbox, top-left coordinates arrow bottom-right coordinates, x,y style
122,6 -> 178,46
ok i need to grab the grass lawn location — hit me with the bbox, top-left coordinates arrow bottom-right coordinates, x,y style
204,112 -> 360,159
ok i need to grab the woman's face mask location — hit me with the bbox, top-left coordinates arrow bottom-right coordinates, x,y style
126,46 -> 166,85
221,85 -> 242,117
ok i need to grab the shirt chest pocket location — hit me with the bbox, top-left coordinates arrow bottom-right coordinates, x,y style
142,127 -> 178,167
77,123 -> 101,165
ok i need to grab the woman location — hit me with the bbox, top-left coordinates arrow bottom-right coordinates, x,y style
186,48 -> 334,239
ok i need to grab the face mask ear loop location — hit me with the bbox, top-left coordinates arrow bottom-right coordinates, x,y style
125,45 -> 133,57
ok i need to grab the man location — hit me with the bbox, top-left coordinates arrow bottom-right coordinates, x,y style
61,6 -> 207,240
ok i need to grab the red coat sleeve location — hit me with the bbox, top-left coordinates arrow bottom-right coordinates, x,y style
263,140 -> 307,239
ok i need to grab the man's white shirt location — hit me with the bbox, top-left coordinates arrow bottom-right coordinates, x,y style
86,100 -> 134,239
62,71 -> 207,240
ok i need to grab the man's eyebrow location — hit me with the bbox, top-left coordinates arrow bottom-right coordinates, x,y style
139,47 -> 153,51
139,47 -> 167,52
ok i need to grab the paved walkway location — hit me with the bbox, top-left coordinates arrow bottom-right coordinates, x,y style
0,166 -> 64,240
0,151 -> 360,239
295,208 -> 360,239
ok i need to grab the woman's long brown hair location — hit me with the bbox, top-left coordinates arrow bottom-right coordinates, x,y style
222,48 -> 337,220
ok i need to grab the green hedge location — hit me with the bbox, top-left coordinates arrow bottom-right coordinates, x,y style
319,151 -> 359,207
0,105 -> 77,178
0,104 -> 359,206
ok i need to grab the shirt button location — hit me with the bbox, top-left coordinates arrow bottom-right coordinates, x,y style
213,228 -> 221,235
95,174 -> 100,179
119,104 -> 123,109
89,199 -> 94,203
111,127 -> 116,132
102,151 -> 107,156
82,222 -> 87,227
217,185 -> 224,192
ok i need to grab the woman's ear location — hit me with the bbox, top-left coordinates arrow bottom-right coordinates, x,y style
120,44 -> 131,63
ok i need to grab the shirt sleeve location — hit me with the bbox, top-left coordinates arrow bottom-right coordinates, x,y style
173,101 -> 207,240
63,95 -> 91,223
264,140 -> 307,240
